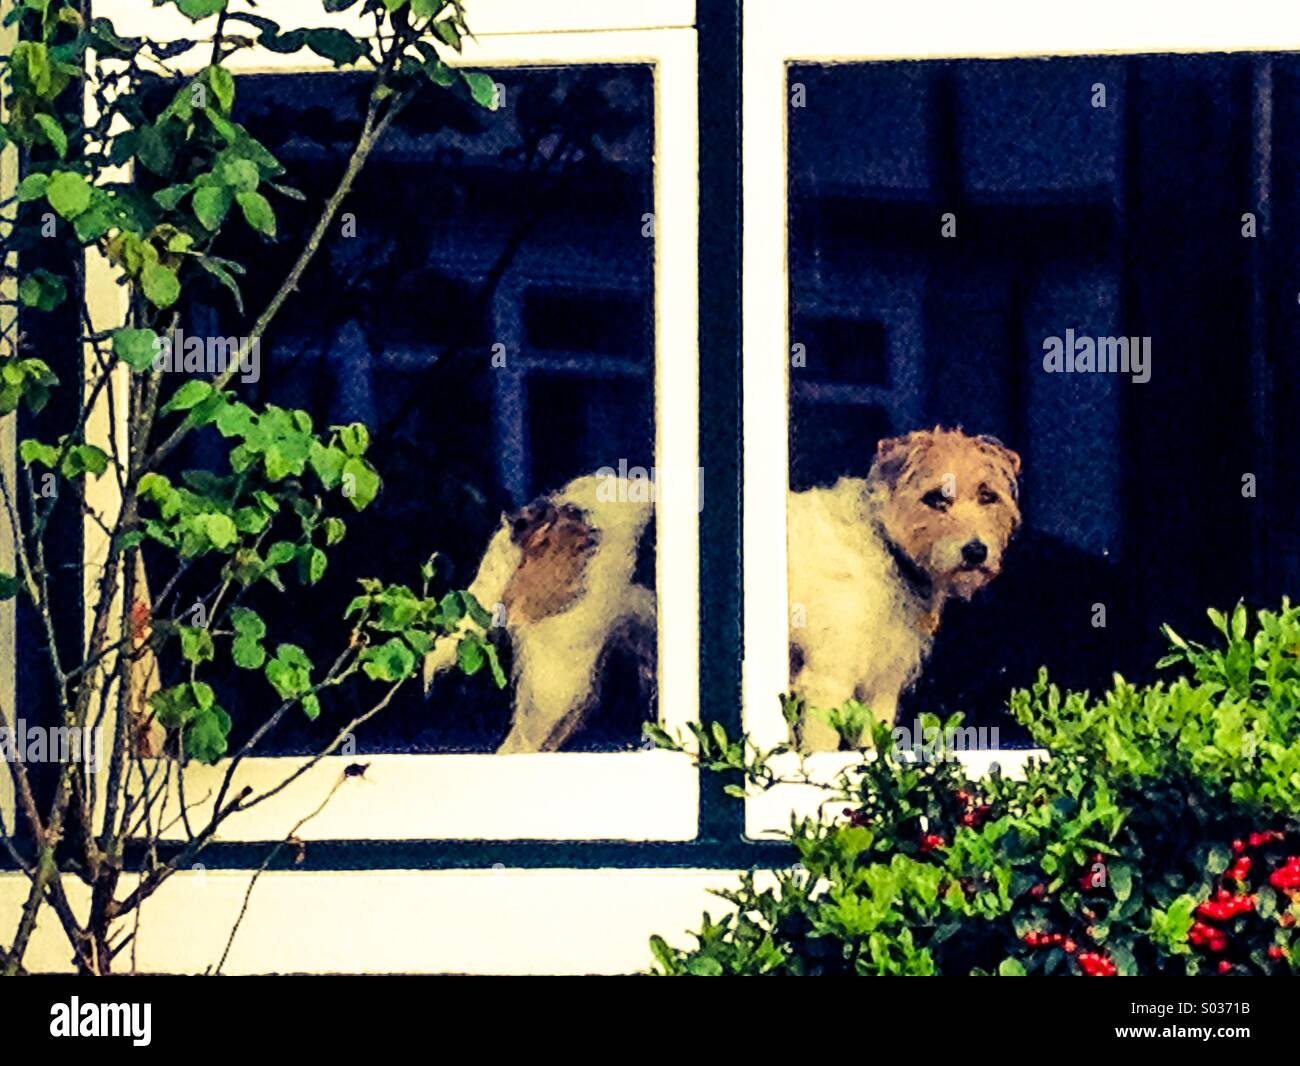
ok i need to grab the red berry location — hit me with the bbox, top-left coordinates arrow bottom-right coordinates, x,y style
1064,939 -> 1077,954
1268,946 -> 1285,961
1029,883 -> 1047,900
1218,961 -> 1232,975
1232,839 -> 1246,854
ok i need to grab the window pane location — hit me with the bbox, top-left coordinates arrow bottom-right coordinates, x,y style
787,56 -> 1300,745
155,66 -> 656,754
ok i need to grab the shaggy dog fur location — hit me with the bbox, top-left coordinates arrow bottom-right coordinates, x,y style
423,474 -> 655,753
425,428 -> 1020,754
788,427 -> 1021,750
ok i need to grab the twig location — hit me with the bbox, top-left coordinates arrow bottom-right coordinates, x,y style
213,773 -> 347,975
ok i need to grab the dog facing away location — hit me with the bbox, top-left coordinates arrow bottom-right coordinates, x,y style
423,474 -> 656,753
789,427 -> 1021,749
425,428 -> 1019,754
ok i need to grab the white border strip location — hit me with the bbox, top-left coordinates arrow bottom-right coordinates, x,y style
96,0 -> 696,41
0,867 -> 732,974
758,0 -> 1300,62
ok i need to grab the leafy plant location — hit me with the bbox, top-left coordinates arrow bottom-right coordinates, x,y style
649,602 -> 1300,976
0,0 -> 503,975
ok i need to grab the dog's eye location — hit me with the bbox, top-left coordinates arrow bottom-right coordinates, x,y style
978,487 -> 1000,506
921,489 -> 950,511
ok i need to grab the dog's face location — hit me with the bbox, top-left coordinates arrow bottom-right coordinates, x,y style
868,427 -> 1021,601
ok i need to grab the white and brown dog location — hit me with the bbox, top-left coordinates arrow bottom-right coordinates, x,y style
423,473 -> 656,753
788,427 -> 1021,749
425,427 -> 1020,754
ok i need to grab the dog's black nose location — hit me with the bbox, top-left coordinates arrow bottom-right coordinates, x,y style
961,540 -> 988,567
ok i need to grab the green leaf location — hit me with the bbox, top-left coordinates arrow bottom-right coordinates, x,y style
112,328 -> 160,371
309,442 -> 347,489
60,444 -> 109,479
153,183 -> 194,211
322,517 -> 347,546
997,957 -> 1026,977
206,64 -> 235,111
338,422 -> 369,456
16,173 -> 50,202
232,636 -> 266,670
18,440 -> 59,468
433,19 -> 460,47
231,606 -> 267,640
301,546 -> 327,585
341,456 -> 380,510
361,637 -> 417,682
34,114 -> 67,158
456,635 -> 484,676
185,703 -> 232,764
215,400 -> 256,438
685,956 -> 723,976
265,541 -> 297,567
193,185 -> 233,230
178,625 -> 215,663
482,640 -> 506,688
46,171 -> 91,219
18,269 -> 66,311
304,28 -> 368,66
135,125 -> 175,177
176,0 -> 227,21
0,573 -> 23,600
198,255 -> 244,312
236,190 -> 276,237
203,513 -> 237,550
141,261 -> 181,308
461,71 -> 497,109
220,157 -> 259,193
161,379 -> 215,414
265,644 -> 314,698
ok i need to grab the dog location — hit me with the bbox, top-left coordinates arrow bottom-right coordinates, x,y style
425,427 -> 1020,754
788,427 -> 1021,749
423,473 -> 656,753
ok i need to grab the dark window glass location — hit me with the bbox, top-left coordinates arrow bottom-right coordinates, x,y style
788,56 -> 1300,742
153,66 -> 656,754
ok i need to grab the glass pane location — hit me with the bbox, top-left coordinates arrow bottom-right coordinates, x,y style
153,65 -> 656,754
787,55 -> 1300,747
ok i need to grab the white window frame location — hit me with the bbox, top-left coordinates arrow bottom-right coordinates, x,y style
86,0 -> 700,843
741,0 -> 1300,838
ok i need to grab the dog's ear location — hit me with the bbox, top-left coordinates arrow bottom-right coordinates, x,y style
509,500 -> 557,546
977,435 -> 1022,480
869,431 -> 928,489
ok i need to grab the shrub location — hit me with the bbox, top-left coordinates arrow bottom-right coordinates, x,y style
649,602 -> 1300,976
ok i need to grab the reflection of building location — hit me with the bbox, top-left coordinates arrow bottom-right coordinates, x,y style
173,67 -> 658,754
790,56 -> 1300,723
231,68 -> 657,509
790,60 -> 1126,557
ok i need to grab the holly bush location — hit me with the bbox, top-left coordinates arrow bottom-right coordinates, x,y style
650,601 -> 1300,976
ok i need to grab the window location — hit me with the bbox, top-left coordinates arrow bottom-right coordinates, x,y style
80,2 -> 700,844
743,1 -> 1300,836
